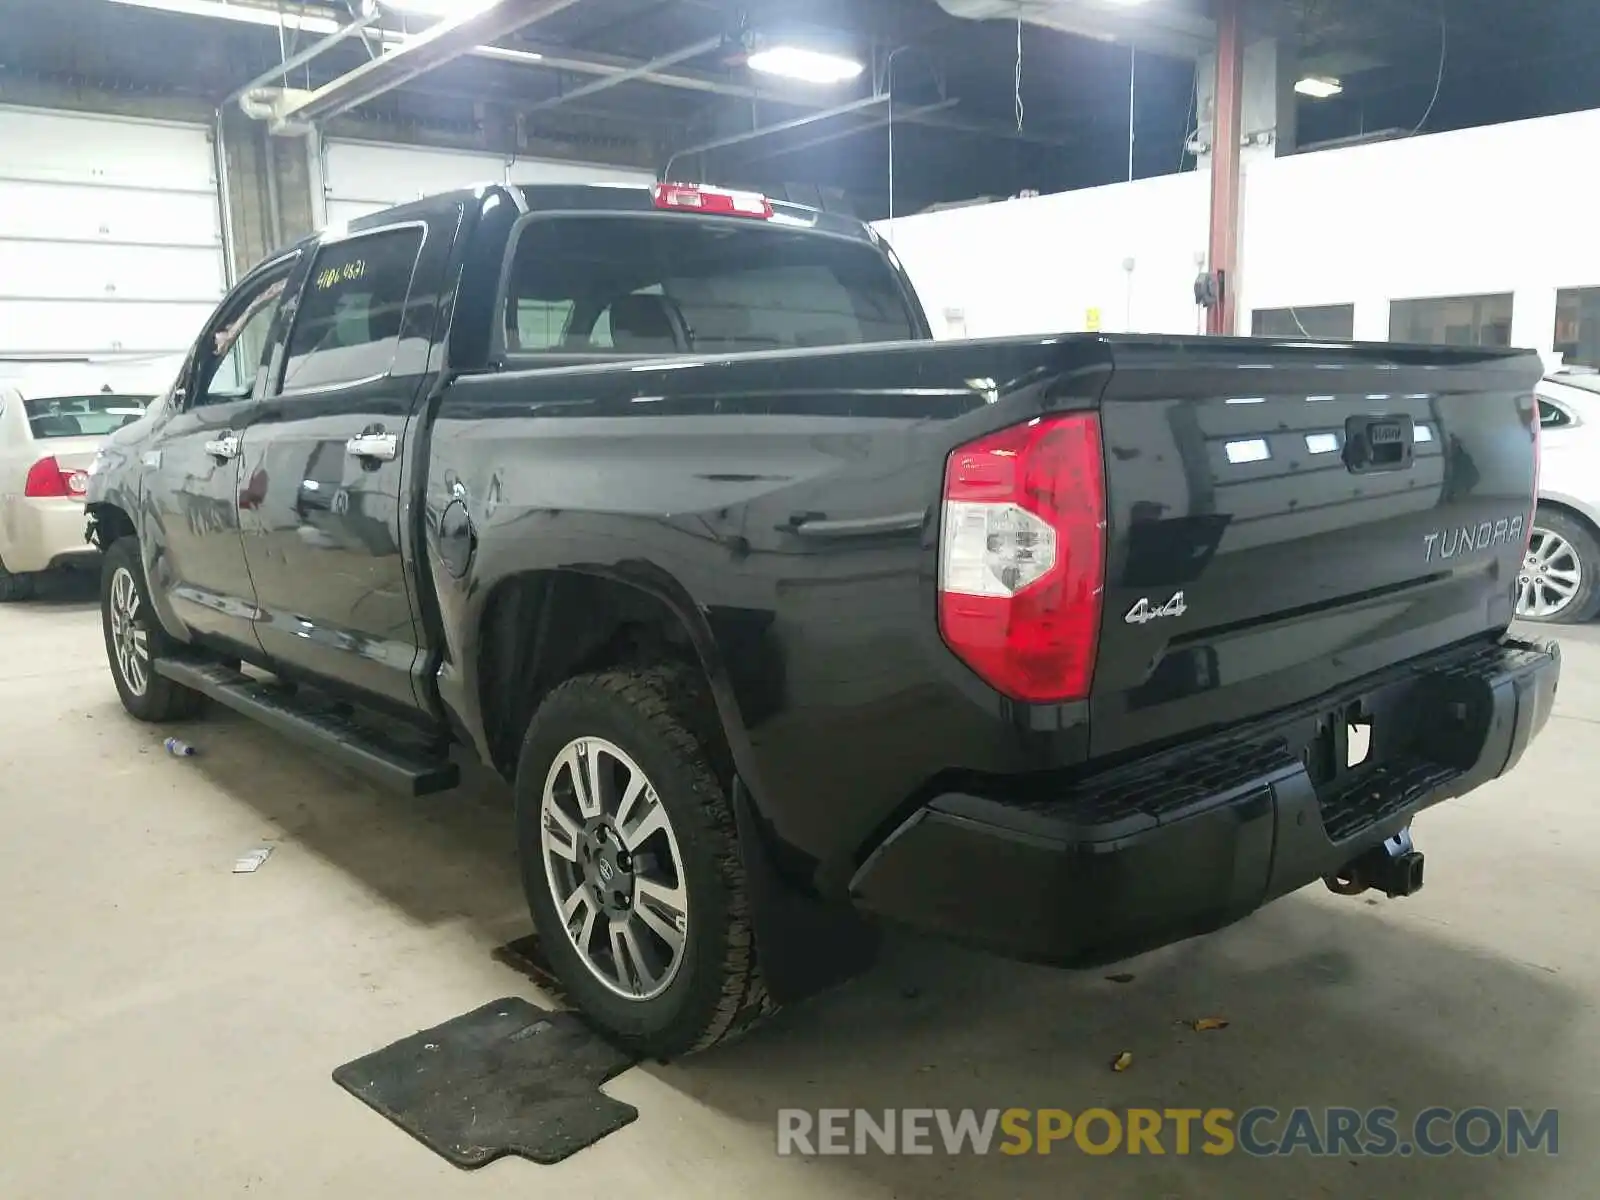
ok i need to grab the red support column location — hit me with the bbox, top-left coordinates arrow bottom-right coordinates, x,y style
1206,0 -> 1245,335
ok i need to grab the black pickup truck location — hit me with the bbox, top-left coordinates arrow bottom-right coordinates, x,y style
87,181 -> 1559,1056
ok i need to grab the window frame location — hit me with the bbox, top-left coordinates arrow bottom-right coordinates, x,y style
183,249 -> 302,412
273,219 -> 430,399
1250,303 -> 1356,341
1553,285 -> 1600,371
1387,292 -> 1516,348
490,209 -> 930,368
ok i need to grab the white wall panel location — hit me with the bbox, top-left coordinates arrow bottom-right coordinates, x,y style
875,105 -> 1600,364
321,138 -> 655,229
877,171 -> 1211,340
0,106 -> 225,360
0,300 -> 218,356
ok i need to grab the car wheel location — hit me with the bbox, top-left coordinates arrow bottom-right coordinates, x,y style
1517,509 -> 1600,625
0,555 -> 36,602
514,665 -> 774,1058
101,538 -> 206,721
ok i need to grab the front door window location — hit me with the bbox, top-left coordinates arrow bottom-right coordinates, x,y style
201,278 -> 287,404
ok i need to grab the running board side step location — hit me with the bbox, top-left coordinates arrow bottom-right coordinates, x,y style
153,657 -> 459,796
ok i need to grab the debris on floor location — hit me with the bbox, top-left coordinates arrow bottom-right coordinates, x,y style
1111,1051 -> 1134,1072
1105,972 -> 1136,984
232,847 -> 273,874
1192,1017 -> 1231,1032
493,934 -> 567,1004
332,997 -> 639,1168
163,737 -> 198,758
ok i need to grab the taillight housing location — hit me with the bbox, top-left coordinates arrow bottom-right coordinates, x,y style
937,413 -> 1107,703
653,182 -> 773,219
1521,393 -> 1541,554
25,456 -> 87,499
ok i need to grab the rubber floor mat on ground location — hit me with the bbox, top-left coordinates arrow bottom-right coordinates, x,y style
333,997 -> 639,1168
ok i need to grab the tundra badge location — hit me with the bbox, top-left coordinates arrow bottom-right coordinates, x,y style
1125,592 -> 1189,625
1423,515 -> 1525,564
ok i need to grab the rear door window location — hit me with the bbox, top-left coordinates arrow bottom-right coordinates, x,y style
501,215 -> 918,357
25,394 -> 150,438
279,226 -> 426,393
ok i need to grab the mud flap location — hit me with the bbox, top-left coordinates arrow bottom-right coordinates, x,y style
733,777 -> 881,1005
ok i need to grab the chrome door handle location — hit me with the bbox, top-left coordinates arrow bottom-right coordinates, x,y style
203,434 -> 241,460
346,432 -> 398,462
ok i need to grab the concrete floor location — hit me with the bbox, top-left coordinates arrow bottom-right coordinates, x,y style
2,580 -> 1597,1200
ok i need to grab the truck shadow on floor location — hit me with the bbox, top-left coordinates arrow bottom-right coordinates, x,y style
174,707 -> 1581,1199
8,568 -> 99,611
659,907 -> 1581,1199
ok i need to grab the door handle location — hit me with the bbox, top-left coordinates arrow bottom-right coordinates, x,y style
346,431 -> 398,463
204,434 -> 241,461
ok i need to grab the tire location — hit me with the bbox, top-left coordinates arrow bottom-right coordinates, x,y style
1517,508 -> 1600,625
0,555 -> 35,602
514,665 -> 773,1058
101,538 -> 206,722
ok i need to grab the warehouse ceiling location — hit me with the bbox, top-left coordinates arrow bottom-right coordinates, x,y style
0,0 -> 1596,216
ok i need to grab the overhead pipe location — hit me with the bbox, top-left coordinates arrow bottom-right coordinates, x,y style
274,0 -> 581,127
225,7 -> 383,104
663,95 -> 888,180
212,106 -> 237,286
738,99 -> 960,162
520,34 -> 729,113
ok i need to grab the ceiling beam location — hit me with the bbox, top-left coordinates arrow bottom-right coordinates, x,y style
275,0 -> 582,126
736,99 -> 961,162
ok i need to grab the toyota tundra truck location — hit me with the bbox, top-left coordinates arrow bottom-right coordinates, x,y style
85,180 -> 1559,1056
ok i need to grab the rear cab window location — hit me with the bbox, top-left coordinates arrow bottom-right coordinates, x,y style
25,395 -> 150,438
501,214 -> 919,358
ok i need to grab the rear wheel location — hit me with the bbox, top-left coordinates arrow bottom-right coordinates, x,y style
101,538 -> 205,721
514,665 -> 773,1058
0,556 -> 35,602
1517,509 -> 1600,625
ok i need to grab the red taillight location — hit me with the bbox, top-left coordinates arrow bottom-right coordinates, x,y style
937,413 -> 1107,703
25,456 -> 85,499
653,182 -> 772,219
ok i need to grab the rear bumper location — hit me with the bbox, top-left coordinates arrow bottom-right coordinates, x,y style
848,636 -> 1560,966
1,497 -> 95,574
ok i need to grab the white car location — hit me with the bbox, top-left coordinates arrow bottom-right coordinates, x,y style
1523,370 -> 1600,623
0,376 -> 151,601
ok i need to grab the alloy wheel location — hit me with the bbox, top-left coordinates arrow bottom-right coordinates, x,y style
539,736 -> 690,1001
109,566 -> 150,697
1518,528 -> 1583,619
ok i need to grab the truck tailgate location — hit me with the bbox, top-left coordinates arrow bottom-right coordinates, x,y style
1090,338 -> 1542,759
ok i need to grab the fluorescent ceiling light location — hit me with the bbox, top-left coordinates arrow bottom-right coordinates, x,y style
1295,75 -> 1344,99
748,46 -> 864,85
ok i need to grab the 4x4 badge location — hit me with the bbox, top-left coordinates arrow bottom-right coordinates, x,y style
1125,592 -> 1188,626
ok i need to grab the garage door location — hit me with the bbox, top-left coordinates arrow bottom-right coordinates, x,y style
0,107 -> 226,363
321,138 -> 655,227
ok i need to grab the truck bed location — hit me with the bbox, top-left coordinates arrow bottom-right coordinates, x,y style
427,332 -> 1544,891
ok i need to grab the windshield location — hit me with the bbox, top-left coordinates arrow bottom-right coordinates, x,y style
25,395 -> 150,439
503,215 -> 919,357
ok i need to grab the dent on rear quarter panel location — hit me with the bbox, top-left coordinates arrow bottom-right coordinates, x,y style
425,337 -> 1116,889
